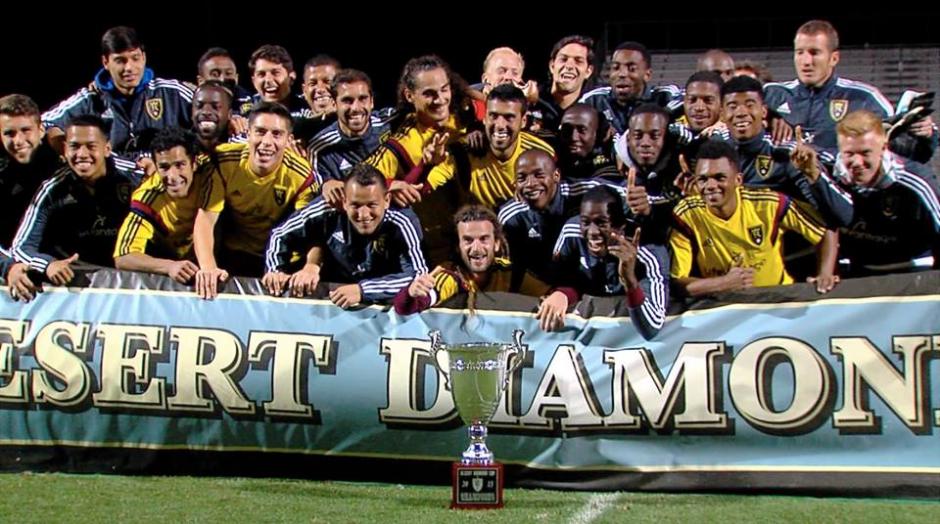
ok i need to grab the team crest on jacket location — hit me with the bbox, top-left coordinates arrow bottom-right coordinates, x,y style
273,185 -> 287,206
748,225 -> 764,245
756,155 -> 774,179
145,99 -> 164,121
829,99 -> 849,121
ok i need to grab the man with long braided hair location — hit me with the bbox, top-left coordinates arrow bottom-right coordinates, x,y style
393,204 -> 547,315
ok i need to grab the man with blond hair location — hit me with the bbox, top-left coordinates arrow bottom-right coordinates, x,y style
833,110 -> 940,276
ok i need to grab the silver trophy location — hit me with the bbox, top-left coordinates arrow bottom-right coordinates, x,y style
429,329 -> 526,465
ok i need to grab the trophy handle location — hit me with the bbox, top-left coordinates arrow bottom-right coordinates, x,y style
503,329 -> 526,389
428,330 -> 451,390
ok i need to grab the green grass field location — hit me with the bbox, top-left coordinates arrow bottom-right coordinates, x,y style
1,473 -> 936,523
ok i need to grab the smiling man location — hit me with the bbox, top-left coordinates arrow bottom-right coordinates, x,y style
580,41 -> 682,139
191,80 -> 239,152
263,164 -> 427,308
394,205 -> 547,315
416,84 -> 554,208
527,35 -> 596,145
832,110 -> 940,276
42,26 -> 193,157
193,102 -> 318,298
498,149 -> 609,286
307,69 -> 392,206
12,115 -> 143,287
114,128 -> 205,283
669,140 -> 838,296
543,185 -> 669,340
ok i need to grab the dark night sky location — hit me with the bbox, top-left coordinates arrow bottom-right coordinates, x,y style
5,5 -> 940,110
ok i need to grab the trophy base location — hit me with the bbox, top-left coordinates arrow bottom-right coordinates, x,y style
450,462 -> 504,509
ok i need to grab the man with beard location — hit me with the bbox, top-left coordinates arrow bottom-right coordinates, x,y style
193,102 -> 317,298
191,81 -> 241,152
0,94 -> 63,301
307,69 -> 391,206
717,75 -> 854,227
42,26 -> 193,157
498,149 -> 608,286
528,35 -> 596,146
416,84 -> 554,208
394,204 -> 547,314
832,110 -> 940,276
556,104 -> 619,180
669,141 -> 839,296
12,115 -> 143,289
263,164 -> 427,308
114,128 -> 204,283
541,185 -> 668,340
580,41 -> 682,140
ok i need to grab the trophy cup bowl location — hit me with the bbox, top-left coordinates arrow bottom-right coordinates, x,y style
429,329 -> 525,509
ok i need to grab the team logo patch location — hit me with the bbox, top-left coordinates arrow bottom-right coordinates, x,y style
882,195 -> 898,218
756,155 -> 774,179
145,98 -> 164,121
240,102 -> 254,115
748,226 -> 764,245
829,99 -> 849,121
273,185 -> 287,206
117,184 -> 131,204
372,236 -> 387,255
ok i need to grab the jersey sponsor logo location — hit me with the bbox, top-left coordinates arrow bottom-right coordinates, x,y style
332,230 -> 345,244
756,155 -> 774,179
748,226 -> 764,246
339,158 -> 353,173
776,102 -> 791,115
145,98 -> 164,121
829,99 -> 849,121
527,227 -> 541,239
101,108 -> 114,120
273,185 -> 287,206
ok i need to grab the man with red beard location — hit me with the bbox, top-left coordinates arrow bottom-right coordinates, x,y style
393,205 -> 547,315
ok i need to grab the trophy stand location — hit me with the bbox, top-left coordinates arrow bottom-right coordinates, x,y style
429,329 -> 525,510
451,422 -> 504,509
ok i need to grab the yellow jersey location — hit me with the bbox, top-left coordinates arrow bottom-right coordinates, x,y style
670,187 -> 826,286
201,143 -> 317,256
